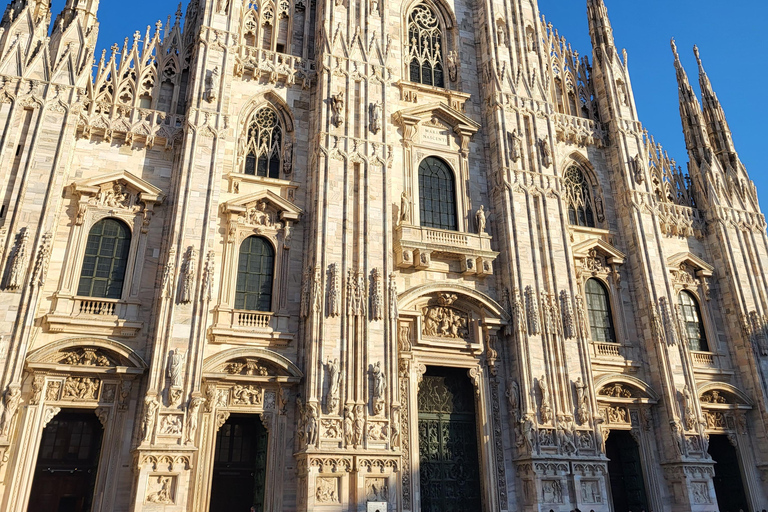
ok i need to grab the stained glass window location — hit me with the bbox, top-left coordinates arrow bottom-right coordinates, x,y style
77,218 -> 131,299
244,107 -> 282,179
679,291 -> 709,351
236,236 -> 275,312
586,278 -> 616,343
564,166 -> 596,228
407,5 -> 445,88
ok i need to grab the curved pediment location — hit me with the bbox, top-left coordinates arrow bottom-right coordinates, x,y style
203,348 -> 302,381
698,382 -> 752,407
594,374 -> 658,402
398,283 -> 507,322
221,189 -> 302,223
26,337 -> 148,371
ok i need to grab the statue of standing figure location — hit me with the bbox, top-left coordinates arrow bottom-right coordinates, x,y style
476,205 -> 487,234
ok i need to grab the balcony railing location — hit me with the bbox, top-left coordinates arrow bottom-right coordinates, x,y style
691,351 -> 716,368
593,341 -> 622,359
210,308 -> 293,345
395,224 -> 498,275
45,295 -> 142,337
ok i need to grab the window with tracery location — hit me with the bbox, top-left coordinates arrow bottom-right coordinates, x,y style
407,4 -> 445,88
585,278 -> 616,343
564,166 -> 596,228
77,218 -> 131,299
236,236 -> 275,312
419,157 -> 457,231
244,107 -> 283,179
679,291 -> 708,352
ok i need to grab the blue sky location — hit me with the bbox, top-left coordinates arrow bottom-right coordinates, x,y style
52,0 -> 767,213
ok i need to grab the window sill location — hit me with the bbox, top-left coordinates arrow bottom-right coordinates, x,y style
395,224 -> 498,275
209,307 -> 293,346
591,341 -> 624,359
44,294 -> 143,337
226,172 -> 298,193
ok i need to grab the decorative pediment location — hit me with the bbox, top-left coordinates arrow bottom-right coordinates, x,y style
698,382 -> 752,408
71,171 -> 164,206
393,102 -> 480,136
203,347 -> 302,382
573,239 -> 625,280
594,374 -> 658,403
70,171 -> 164,229
667,252 -> 713,298
26,338 -> 148,373
221,189 -> 302,226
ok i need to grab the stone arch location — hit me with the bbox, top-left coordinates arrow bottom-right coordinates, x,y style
402,0 -> 456,31
398,282 -> 507,321
238,91 -> 294,134
25,337 -> 148,370
594,374 -> 659,402
202,347 -> 302,379
697,382 -> 753,407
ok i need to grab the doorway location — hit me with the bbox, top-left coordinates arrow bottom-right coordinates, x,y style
417,367 -> 482,512
27,409 -> 105,512
209,414 -> 268,512
606,430 -> 649,512
708,434 -> 749,512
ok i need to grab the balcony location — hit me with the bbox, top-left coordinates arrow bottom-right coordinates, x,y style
592,341 -> 623,359
691,351 -> 717,368
395,224 -> 498,276
209,307 -> 294,345
44,295 -> 143,337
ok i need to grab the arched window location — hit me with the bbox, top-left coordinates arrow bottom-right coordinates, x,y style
585,279 -> 616,343
407,4 -> 445,88
236,236 -> 275,312
679,291 -> 708,351
244,107 -> 282,179
77,218 -> 131,299
564,166 -> 596,228
418,157 -> 457,231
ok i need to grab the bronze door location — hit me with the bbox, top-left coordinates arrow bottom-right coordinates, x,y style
27,410 -> 104,512
606,430 -> 649,512
209,414 -> 268,512
708,434 -> 749,512
418,367 -> 482,512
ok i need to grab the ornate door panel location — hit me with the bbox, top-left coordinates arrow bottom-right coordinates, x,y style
209,414 -> 268,512
606,430 -> 648,512
418,368 -> 482,512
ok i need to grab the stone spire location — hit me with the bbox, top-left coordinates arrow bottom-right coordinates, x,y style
586,0 -> 615,54
53,0 -> 99,32
671,39 -> 712,169
47,0 -> 100,86
695,45 -> 739,171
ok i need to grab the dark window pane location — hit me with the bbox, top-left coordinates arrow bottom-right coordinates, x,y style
585,278 -> 616,343
77,218 -> 131,299
679,291 -> 709,351
419,157 -> 457,231
235,236 -> 275,312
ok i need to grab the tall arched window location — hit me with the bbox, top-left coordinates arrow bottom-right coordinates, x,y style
407,4 -> 445,88
236,236 -> 275,312
564,166 -> 596,228
418,157 -> 457,231
244,107 -> 282,179
77,218 -> 131,299
679,291 -> 708,351
585,278 -> 616,343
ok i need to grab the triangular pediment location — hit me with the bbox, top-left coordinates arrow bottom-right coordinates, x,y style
72,171 -> 164,204
393,102 -> 481,134
222,189 -> 302,222
667,252 -> 714,277
572,238 -> 625,265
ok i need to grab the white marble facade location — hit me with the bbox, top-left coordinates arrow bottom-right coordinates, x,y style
0,0 -> 766,510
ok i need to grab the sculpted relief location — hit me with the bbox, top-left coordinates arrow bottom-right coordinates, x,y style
422,305 -> 470,340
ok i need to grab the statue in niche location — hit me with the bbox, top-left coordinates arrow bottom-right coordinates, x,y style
475,205 -> 487,234
204,67 -> 219,103
330,92 -> 345,127
447,51 -> 458,82
539,138 -> 552,167
508,129 -> 522,163
305,403 -> 319,446
369,101 -> 382,134
372,362 -> 385,414
326,358 -> 342,413
399,190 -> 411,224
343,406 -> 354,447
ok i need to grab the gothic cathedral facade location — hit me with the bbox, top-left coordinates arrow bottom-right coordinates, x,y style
0,0 -> 766,510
